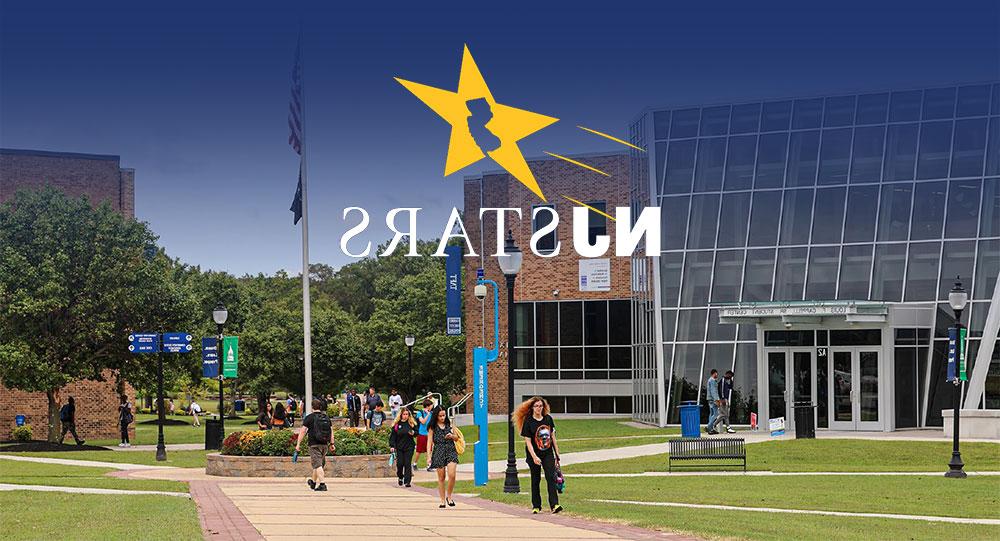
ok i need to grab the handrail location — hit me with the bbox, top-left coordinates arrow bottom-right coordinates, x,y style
401,392 -> 441,411
448,392 -> 473,418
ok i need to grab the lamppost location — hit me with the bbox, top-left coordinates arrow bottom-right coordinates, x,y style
946,279 -> 968,479
497,229 -> 523,494
155,337 -> 167,461
405,335 -> 415,402
213,303 -> 228,449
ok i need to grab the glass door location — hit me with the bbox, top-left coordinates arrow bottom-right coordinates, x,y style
767,351 -> 787,428
828,349 -> 882,431
856,350 -> 881,431
829,350 -> 855,430
767,349 -> 815,430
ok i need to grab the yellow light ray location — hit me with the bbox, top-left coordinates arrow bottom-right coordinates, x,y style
577,125 -> 645,152
562,195 -> 616,221
543,152 -> 609,177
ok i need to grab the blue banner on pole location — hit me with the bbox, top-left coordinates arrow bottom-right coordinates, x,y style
947,326 -> 957,382
202,337 -> 219,378
445,245 -> 462,336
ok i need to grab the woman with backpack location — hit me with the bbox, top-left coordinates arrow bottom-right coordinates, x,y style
118,396 -> 134,448
426,407 -> 460,508
388,408 -> 417,487
512,396 -> 562,514
271,401 -> 287,429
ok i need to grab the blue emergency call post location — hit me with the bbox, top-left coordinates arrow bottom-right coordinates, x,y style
473,278 -> 501,486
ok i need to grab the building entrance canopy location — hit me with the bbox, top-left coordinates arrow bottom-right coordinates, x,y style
718,301 -> 890,326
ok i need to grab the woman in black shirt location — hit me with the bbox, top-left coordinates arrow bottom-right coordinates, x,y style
513,396 -> 562,514
256,402 -> 272,430
389,408 -> 417,487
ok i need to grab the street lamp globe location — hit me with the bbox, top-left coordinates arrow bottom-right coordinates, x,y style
213,303 -> 229,325
949,279 -> 968,313
497,230 -> 522,276
405,335 -> 415,347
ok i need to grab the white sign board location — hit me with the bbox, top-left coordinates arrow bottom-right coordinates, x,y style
579,259 -> 611,292
720,305 -> 861,318
768,416 -> 785,437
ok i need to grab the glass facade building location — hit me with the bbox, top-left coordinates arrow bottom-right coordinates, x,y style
629,82 -> 1000,428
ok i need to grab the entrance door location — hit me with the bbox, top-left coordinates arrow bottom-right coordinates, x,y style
766,349 -> 814,430
828,349 -> 881,430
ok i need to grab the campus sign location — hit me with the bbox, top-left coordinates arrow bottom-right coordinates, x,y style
202,337 -> 219,378
128,333 -> 159,353
445,245 -> 462,335
161,332 -> 193,353
222,336 -> 239,378
720,305 -> 863,318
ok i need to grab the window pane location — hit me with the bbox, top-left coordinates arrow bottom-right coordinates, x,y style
731,343 -> 758,424
717,192 -> 751,248
661,196 -> 689,250
660,253 -> 683,307
982,178 -> 1000,237
704,344 -> 735,376
664,140 -> 697,193
587,201 -> 607,245
513,304 -> 534,346
975,239 -> 1000,300
653,110 -> 670,139
687,194 -> 720,249
565,396 -> 588,412
584,347 -> 608,370
779,188 -> 814,245
987,118 -> 1000,176
761,101 -> 792,131
774,247 -> 807,300
592,396 -> 616,413
532,205 -> 556,252
661,309 -> 676,342
818,129 -> 852,184
951,118 -> 988,177
680,251 -> 714,306
730,103 -> 761,134
877,183 -> 913,241
857,93 -> 889,124
916,121 -> 952,180
884,124 -> 919,181
561,348 -> 583,370
872,244 -> 907,301
707,308 -> 737,341
609,300 -> 631,345
743,249 -> 776,301
811,187 -> 846,244
910,181 -> 946,240
939,241 -> 976,300
700,106 -> 730,136
711,250 -> 745,303
889,90 -> 922,122
748,191 -> 782,246
922,87 -> 956,120
904,242 -> 941,301
694,138 -> 726,192
806,246 -> 840,299
536,302 -> 558,346
560,301 -> 583,346
670,108 -> 700,138
792,98 -> 823,129
785,130 -> 820,186
655,142 -> 667,188
676,309 -> 707,341
843,185 -> 879,243
584,300 -> 608,346
945,180 -> 981,238
668,344 -> 704,419
839,244 -> 873,300
993,84 -> 1000,114
957,85 -> 991,117
755,133 -> 788,188
724,135 -> 756,190
850,126 -> 885,183
824,95 -> 856,127
513,349 -> 534,370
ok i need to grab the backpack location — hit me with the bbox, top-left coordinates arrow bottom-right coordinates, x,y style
310,412 -> 333,445
289,400 -> 298,412
59,404 -> 71,422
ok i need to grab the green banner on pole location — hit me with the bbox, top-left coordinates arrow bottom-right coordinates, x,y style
222,336 -> 238,378
959,326 -> 968,382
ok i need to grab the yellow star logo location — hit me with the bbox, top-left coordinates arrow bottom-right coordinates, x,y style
395,45 -> 558,201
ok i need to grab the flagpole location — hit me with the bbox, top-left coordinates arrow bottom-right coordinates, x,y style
299,35 -> 314,416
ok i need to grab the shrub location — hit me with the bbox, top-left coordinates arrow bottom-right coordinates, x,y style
222,432 -> 242,455
332,426 -> 389,456
12,425 -> 32,442
260,430 -> 296,456
221,427 -> 387,456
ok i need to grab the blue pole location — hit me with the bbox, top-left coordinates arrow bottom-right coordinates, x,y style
473,279 -> 500,486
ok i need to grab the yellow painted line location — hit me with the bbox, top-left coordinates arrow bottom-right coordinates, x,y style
577,125 -> 645,151
544,151 -> 610,177
561,195 -> 616,221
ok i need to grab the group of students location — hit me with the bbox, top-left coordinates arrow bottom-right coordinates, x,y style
255,397 -> 300,430
705,369 -> 737,434
342,386 -> 404,430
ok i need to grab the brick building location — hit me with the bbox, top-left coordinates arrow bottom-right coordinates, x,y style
463,152 -> 633,415
0,148 -> 137,441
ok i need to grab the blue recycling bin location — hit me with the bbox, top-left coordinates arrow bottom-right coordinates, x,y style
15,415 -> 25,427
679,401 -> 700,438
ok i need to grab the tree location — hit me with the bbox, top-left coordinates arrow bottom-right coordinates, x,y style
0,188 -> 186,441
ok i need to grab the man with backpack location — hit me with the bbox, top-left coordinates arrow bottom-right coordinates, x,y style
59,396 -> 85,446
296,398 -> 334,492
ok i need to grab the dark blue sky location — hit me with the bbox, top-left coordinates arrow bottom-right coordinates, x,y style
2,1 -> 997,275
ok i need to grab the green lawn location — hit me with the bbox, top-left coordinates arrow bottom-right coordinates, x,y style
564,439 -> 1000,474
5,449 -> 212,469
0,491 -> 202,541
0,461 -> 188,492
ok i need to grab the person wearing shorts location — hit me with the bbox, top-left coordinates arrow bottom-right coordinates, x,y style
296,398 -> 334,492
414,399 -> 433,470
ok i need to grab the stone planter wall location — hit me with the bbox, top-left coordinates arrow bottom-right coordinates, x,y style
206,453 -> 395,478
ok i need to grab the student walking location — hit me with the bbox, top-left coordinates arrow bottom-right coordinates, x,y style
705,369 -> 721,435
513,396 -> 562,514
389,408 -> 417,487
257,402 -> 273,430
413,399 -> 433,471
59,396 -> 85,446
118,397 -> 133,447
368,404 -> 387,431
363,386 -> 383,426
271,402 -> 288,429
295,398 -> 334,492
388,389 -> 403,420
715,370 -> 736,433
427,407 -> 459,508
286,396 -> 298,427
190,401 -> 202,427
346,389 -> 362,427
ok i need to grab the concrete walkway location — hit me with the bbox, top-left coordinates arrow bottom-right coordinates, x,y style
0,482 -> 190,498
0,454 -> 173,470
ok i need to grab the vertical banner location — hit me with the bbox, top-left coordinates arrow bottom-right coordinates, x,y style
445,245 -> 462,335
947,326 -> 957,382
202,337 -> 219,378
222,336 -> 239,378
959,326 -> 968,381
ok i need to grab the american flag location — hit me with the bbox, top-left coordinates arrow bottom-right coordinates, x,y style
288,37 -> 304,224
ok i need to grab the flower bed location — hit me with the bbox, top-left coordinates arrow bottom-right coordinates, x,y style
221,427 -> 389,457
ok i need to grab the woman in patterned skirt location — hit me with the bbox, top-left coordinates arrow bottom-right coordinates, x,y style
426,407 -> 459,508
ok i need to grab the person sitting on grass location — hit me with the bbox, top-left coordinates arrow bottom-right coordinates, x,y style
295,398 -> 334,492
512,396 -> 562,515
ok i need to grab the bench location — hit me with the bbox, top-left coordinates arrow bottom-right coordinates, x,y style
668,438 -> 746,472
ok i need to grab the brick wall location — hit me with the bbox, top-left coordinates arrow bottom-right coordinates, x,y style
463,153 -> 631,413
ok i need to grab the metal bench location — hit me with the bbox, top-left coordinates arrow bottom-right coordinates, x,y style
668,438 -> 746,472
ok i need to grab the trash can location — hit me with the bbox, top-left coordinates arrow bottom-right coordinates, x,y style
205,419 -> 223,450
793,401 -> 816,439
14,415 -> 25,427
679,401 -> 701,438
234,399 -> 245,413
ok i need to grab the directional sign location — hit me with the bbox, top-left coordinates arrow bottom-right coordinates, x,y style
202,338 -> 219,378
161,332 -> 194,354
128,333 -> 159,354
476,267 -> 484,280
222,336 -> 239,378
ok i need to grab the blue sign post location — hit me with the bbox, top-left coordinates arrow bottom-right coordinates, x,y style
161,333 -> 194,354
473,279 -> 501,486
202,337 -> 219,378
445,245 -> 463,335
128,333 -> 159,353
